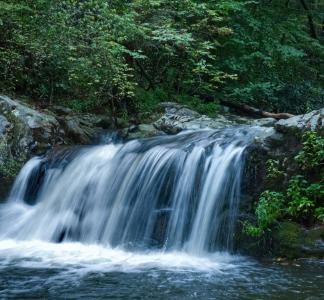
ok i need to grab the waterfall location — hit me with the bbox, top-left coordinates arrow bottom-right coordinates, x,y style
0,128 -> 258,255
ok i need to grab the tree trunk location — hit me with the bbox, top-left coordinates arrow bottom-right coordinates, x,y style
191,92 -> 294,120
299,0 -> 318,39
219,100 -> 294,120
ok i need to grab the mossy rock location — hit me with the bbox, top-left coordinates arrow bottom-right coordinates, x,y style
272,222 -> 324,259
126,124 -> 162,139
273,222 -> 303,259
302,226 -> 324,258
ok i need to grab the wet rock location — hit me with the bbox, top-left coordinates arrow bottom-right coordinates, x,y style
272,222 -> 304,259
153,102 -> 279,135
301,226 -> 324,257
125,124 -> 163,139
0,95 -> 115,185
253,127 -> 280,146
250,118 -> 276,127
154,102 -> 236,134
51,106 -> 73,116
160,102 -> 201,118
0,95 -> 63,159
58,115 -> 99,144
0,115 -> 11,137
0,95 -> 115,149
275,108 -> 324,134
272,222 -> 324,259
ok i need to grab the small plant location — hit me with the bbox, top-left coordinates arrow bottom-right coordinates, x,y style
0,159 -> 23,179
266,159 -> 285,179
286,176 -> 315,217
0,141 -> 23,179
176,94 -> 220,117
243,191 -> 284,237
243,221 -> 263,237
315,207 -> 324,222
256,191 -> 285,229
295,131 -> 324,171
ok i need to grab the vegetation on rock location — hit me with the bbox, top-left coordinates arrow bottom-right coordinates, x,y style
244,131 -> 324,242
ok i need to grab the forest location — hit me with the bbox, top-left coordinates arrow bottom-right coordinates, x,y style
0,0 -> 323,118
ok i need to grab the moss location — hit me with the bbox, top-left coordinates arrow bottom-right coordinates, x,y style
0,158 -> 23,179
35,142 -> 50,155
0,138 -> 23,180
272,222 -> 303,259
303,227 -> 324,248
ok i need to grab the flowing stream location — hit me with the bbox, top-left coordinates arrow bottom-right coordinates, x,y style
0,128 -> 322,299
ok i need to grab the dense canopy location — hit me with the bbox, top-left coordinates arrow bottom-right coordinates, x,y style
0,0 -> 323,116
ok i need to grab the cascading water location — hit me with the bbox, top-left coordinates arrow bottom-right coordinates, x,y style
1,127 -> 323,300
0,127 -> 256,255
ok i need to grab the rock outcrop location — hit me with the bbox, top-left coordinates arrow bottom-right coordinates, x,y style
0,95 -> 114,184
121,102 -> 278,139
153,102 -> 256,134
275,108 -> 324,134
0,95 -> 64,159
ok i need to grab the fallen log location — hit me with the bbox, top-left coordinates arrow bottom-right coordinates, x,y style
189,92 -> 295,120
219,100 -> 294,120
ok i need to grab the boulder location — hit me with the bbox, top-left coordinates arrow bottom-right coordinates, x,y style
153,102 -> 279,135
58,115 -> 103,144
51,105 -> 73,116
250,117 -> 276,127
124,124 -> 163,139
275,108 -> 324,134
0,95 -> 114,185
154,102 -> 236,134
273,222 -> 324,259
0,95 -> 63,158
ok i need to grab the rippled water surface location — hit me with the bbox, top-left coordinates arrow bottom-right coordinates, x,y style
0,240 -> 323,299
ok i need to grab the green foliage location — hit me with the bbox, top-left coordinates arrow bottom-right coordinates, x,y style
256,191 -> 285,229
135,88 -> 167,115
295,131 -> 324,171
220,0 -> 324,113
0,140 -> 23,179
0,159 -> 23,179
176,95 -> 220,117
315,207 -> 324,222
286,176 -> 317,217
243,221 -> 263,238
0,0 -> 323,116
266,159 -> 285,180
244,191 -> 284,237
246,131 -> 324,237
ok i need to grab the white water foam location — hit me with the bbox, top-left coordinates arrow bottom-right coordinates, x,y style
0,239 -> 246,274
